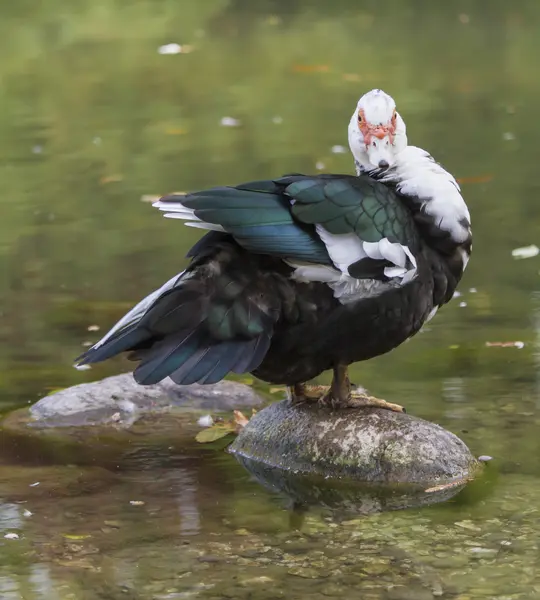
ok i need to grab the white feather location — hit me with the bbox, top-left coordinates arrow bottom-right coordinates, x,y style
314,227 -> 417,290
287,263 -> 341,283
314,226 -> 367,272
153,200 -> 188,212
92,272 -> 185,349
154,199 -> 225,232
381,146 -> 471,244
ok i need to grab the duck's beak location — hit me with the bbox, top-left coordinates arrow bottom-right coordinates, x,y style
366,133 -> 394,170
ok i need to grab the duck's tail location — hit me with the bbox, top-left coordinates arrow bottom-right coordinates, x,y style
75,239 -> 278,385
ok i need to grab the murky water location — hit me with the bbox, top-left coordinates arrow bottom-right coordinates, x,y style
1,0 -> 540,598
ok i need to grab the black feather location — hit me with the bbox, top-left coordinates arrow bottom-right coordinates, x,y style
76,327 -> 149,365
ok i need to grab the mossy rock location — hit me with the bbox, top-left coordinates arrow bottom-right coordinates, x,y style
230,400 -> 481,487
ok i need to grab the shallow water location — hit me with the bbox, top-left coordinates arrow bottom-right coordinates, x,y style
1,0 -> 540,598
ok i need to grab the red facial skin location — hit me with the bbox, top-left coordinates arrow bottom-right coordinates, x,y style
358,108 -> 397,147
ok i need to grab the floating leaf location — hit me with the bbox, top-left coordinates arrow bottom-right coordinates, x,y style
195,424 -> 235,443
292,64 -> 330,73
269,386 -> 286,394
99,174 -> 123,184
456,174 -> 493,184
233,410 -> 250,430
63,534 -> 91,540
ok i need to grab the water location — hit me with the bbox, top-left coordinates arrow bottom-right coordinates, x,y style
0,0 -> 540,597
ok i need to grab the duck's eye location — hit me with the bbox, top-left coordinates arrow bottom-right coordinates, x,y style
357,112 -> 363,124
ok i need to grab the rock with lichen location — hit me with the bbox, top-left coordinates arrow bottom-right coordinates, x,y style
230,400 -> 481,493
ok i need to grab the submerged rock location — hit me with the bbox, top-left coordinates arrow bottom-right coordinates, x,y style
25,373 -> 265,428
230,400 -> 480,487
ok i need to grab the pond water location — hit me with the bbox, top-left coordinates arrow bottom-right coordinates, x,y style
1,0 -> 540,598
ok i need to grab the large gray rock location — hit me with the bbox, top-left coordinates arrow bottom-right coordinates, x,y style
27,373 -> 265,428
230,400 -> 481,487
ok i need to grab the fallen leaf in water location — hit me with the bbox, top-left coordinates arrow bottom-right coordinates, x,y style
269,386 -> 286,394
29,482 -> 40,487
87,325 -> 100,332
456,174 -> 493,184
512,245 -> 539,259
292,64 -> 330,73
485,341 -> 525,349
195,424 -> 235,443
99,174 -> 123,184
63,534 -> 91,540
234,410 -> 250,430
129,500 -> 145,506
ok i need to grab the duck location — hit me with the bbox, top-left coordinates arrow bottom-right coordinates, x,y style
75,89 -> 472,413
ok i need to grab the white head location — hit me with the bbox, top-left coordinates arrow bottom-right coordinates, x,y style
348,89 -> 408,172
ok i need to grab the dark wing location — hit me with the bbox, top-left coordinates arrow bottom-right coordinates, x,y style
156,173 -> 421,281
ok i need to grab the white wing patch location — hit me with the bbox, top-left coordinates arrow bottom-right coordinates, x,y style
289,226 -> 417,304
381,146 -> 471,244
153,199 -> 225,232
315,226 -> 417,284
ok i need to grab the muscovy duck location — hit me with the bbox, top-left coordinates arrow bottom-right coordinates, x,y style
76,89 -> 472,412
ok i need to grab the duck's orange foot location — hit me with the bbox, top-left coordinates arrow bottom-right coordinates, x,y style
344,391 -> 405,413
289,384 -> 405,413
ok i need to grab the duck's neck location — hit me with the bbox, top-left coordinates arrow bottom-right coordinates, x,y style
363,146 -> 472,278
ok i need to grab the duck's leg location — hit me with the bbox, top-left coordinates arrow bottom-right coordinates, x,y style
320,364 -> 406,413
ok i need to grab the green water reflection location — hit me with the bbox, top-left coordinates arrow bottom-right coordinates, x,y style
1,0 -> 540,598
